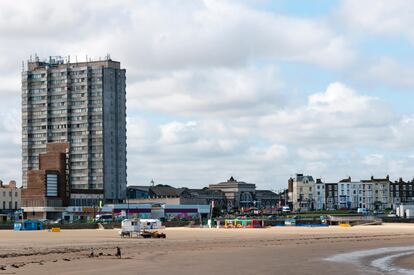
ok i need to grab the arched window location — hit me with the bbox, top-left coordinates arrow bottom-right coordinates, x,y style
240,192 -> 253,202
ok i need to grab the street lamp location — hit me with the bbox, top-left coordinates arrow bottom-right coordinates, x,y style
127,195 -> 129,219
10,188 -> 13,221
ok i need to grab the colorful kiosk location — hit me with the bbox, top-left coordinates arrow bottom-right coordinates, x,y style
224,218 -> 263,228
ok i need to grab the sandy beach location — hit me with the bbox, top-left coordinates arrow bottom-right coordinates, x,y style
1,224 -> 414,274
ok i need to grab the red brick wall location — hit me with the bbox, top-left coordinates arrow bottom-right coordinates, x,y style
22,143 -> 69,207
22,171 -> 46,207
46,142 -> 69,154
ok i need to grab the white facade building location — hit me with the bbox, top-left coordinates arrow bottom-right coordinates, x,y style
361,176 -> 390,210
0,181 -> 21,212
337,178 -> 360,209
314,179 -> 325,210
289,174 -> 315,212
289,175 -> 392,211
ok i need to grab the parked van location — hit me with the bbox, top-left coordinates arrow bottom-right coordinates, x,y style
95,214 -> 113,223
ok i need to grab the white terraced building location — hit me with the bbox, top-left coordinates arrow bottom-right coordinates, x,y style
314,178 -> 325,210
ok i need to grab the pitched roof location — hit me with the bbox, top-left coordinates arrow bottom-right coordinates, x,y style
361,175 -> 390,183
256,190 -> 278,195
256,190 -> 279,199
127,185 -> 150,192
149,185 -> 179,197
213,177 -> 254,186
180,188 -> 225,198
197,188 -> 225,196
295,174 -> 314,182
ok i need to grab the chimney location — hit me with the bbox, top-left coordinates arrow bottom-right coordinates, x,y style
8,180 -> 16,188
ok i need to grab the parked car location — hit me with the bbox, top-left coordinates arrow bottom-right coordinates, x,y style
94,214 -> 113,223
357,208 -> 369,215
51,218 -> 63,224
282,206 -> 291,213
387,211 -> 397,217
38,219 -> 50,224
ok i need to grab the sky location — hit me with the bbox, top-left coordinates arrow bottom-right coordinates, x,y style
1,0 -> 414,190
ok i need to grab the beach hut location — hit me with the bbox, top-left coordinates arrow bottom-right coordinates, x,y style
14,220 -> 43,231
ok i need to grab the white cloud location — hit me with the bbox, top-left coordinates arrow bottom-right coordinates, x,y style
123,79 -> 414,187
0,0 -> 355,75
0,108 -> 21,183
338,0 -> 414,35
160,121 -> 198,145
297,148 -> 331,161
362,154 -> 385,166
259,82 -> 394,146
0,1 -> 414,188
248,144 -> 288,162
127,117 -> 161,154
391,115 -> 414,148
127,66 -> 285,117
156,120 -> 249,158
363,57 -> 414,89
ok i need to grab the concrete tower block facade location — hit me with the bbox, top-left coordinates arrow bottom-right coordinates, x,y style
21,56 -> 127,205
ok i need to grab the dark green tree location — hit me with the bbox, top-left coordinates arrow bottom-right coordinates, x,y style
212,206 -> 222,218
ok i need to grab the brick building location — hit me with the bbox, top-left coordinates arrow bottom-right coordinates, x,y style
390,178 -> 414,207
21,143 -> 69,219
325,182 -> 338,210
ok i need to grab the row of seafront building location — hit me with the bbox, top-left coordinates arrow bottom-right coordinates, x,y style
288,173 -> 413,212
126,176 -> 280,211
20,176 -> 279,221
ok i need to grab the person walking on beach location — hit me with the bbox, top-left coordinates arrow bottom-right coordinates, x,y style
116,247 -> 122,259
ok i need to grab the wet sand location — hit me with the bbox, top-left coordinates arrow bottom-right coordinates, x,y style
1,224 -> 414,274
393,253 -> 414,271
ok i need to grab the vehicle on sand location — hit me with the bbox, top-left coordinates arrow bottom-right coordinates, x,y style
119,218 -> 166,238
140,230 -> 166,238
